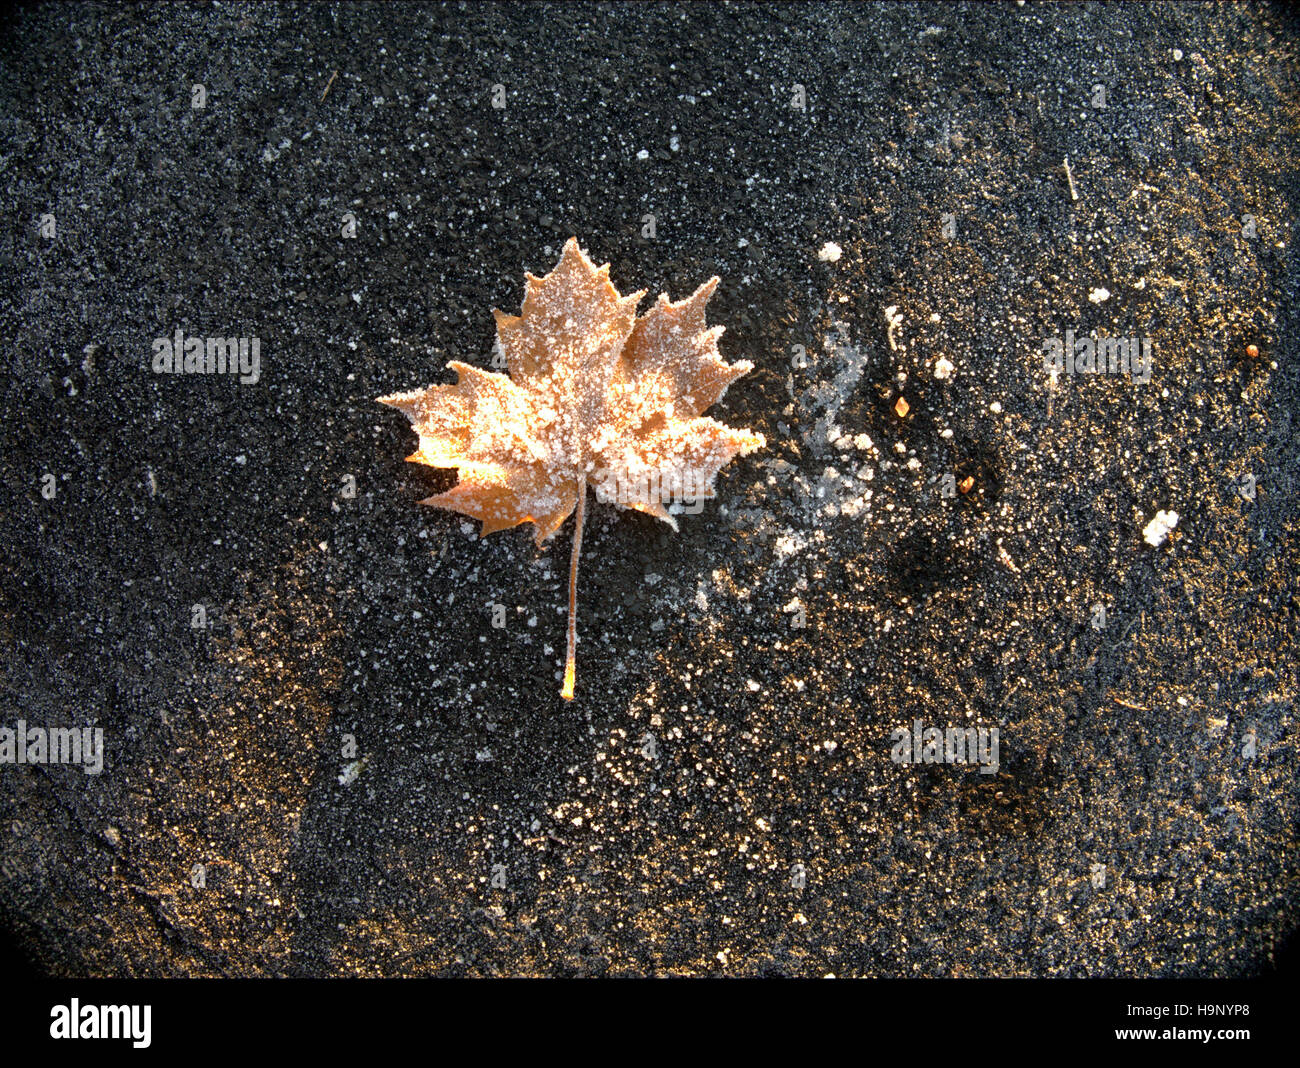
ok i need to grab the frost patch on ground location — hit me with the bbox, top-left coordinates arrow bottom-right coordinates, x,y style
757,317 -> 901,550
793,319 -> 872,458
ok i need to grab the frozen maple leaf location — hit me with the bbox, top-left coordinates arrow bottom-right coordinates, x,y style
379,238 -> 764,699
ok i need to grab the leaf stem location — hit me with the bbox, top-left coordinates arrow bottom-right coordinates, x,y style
561,481 -> 586,700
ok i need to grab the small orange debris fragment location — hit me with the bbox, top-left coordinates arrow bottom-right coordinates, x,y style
1246,344 -> 1259,359
958,476 -> 975,495
894,396 -> 910,418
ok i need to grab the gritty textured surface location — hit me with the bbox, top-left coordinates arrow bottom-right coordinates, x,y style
0,1 -> 1297,977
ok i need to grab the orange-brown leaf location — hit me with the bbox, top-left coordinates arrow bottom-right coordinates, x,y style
378,238 -> 764,698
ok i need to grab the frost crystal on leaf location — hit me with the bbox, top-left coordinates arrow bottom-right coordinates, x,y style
378,238 -> 765,700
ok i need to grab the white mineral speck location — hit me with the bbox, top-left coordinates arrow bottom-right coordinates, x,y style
818,241 -> 842,262
1143,509 -> 1179,547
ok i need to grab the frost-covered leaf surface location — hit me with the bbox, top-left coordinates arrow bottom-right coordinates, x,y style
379,238 -> 762,542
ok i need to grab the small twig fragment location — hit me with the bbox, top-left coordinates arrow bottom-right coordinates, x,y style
1064,155 -> 1079,202
1111,696 -> 1149,712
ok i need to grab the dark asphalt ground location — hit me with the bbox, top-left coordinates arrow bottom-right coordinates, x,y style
1,1 -> 1297,977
